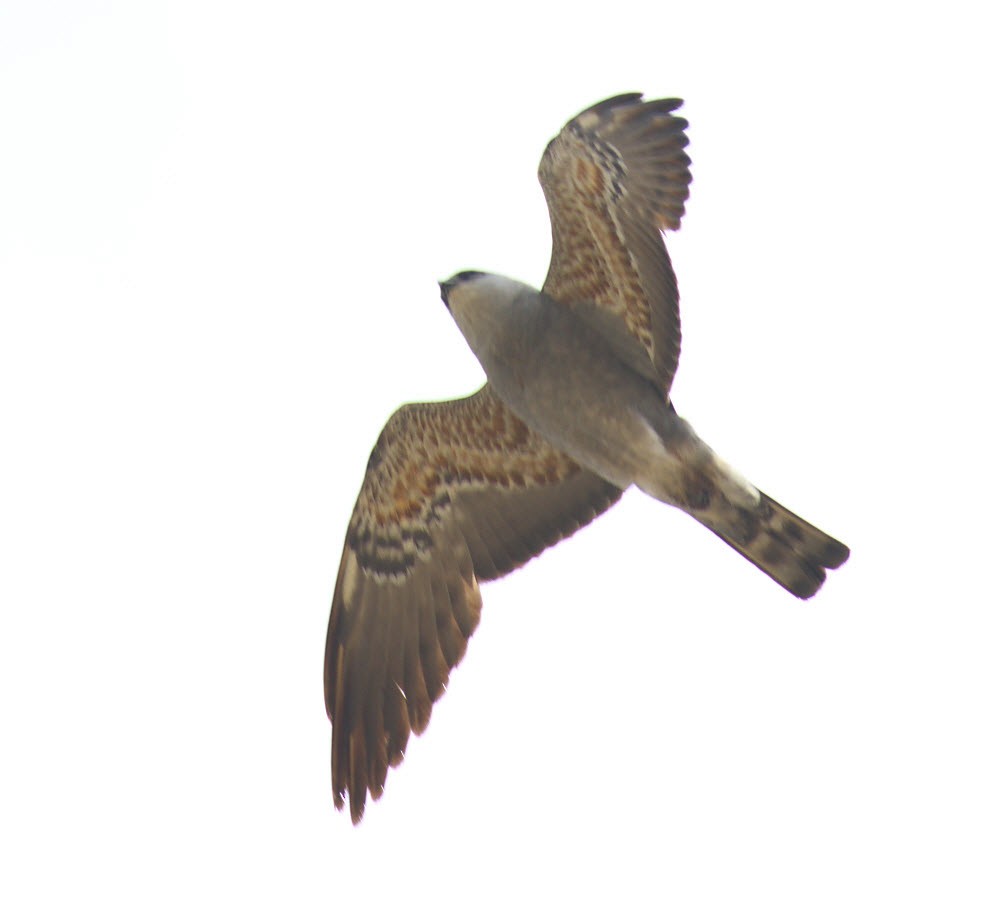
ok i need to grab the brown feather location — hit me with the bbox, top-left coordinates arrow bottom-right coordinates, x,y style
401,568 -> 432,735
361,586 -> 390,800
382,601 -> 411,768
348,728 -> 367,825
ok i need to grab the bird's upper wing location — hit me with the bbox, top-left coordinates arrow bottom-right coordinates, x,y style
325,384 -> 622,823
539,93 -> 692,397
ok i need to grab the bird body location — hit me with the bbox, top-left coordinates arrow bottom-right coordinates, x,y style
444,274 -> 670,491
324,94 -> 849,823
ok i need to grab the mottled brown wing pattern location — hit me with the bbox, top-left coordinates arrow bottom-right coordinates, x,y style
540,94 -> 692,396
325,384 -> 622,822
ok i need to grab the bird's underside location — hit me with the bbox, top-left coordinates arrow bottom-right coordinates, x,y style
324,93 -> 849,823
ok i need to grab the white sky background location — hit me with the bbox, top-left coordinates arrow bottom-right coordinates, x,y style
2,0 -> 994,908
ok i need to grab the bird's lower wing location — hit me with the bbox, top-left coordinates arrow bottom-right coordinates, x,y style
325,384 -> 622,822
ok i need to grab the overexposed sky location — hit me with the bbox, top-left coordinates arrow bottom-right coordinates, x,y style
2,1 -> 994,908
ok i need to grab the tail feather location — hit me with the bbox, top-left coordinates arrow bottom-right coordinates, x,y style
634,408 -> 848,598
693,491 -> 849,600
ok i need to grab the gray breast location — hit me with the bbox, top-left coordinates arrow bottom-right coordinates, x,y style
483,296 -> 670,489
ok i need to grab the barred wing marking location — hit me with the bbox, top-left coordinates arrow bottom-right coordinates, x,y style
324,384 -> 622,822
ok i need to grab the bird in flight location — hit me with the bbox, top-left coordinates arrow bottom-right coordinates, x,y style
324,94 -> 848,823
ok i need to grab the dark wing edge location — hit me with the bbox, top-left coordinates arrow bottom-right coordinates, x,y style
324,385 -> 622,823
539,93 -> 692,397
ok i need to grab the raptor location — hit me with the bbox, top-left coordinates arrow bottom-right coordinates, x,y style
325,94 -> 848,823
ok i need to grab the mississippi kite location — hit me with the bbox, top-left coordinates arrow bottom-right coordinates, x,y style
324,94 -> 849,823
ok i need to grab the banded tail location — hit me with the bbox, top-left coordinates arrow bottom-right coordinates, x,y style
635,411 -> 849,599
691,490 -> 849,599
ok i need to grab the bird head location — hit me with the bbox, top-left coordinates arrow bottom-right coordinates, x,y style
438,270 -> 488,311
437,270 -> 526,358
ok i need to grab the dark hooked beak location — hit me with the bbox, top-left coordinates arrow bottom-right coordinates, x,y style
438,280 -> 454,309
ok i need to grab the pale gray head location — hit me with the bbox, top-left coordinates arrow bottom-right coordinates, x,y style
438,270 -> 533,360
438,270 -> 490,311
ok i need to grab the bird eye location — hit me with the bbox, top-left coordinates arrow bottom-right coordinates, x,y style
454,270 -> 485,283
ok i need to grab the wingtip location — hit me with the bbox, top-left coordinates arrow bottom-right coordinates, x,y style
643,97 -> 685,114
575,93 -> 685,122
586,92 -> 644,114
